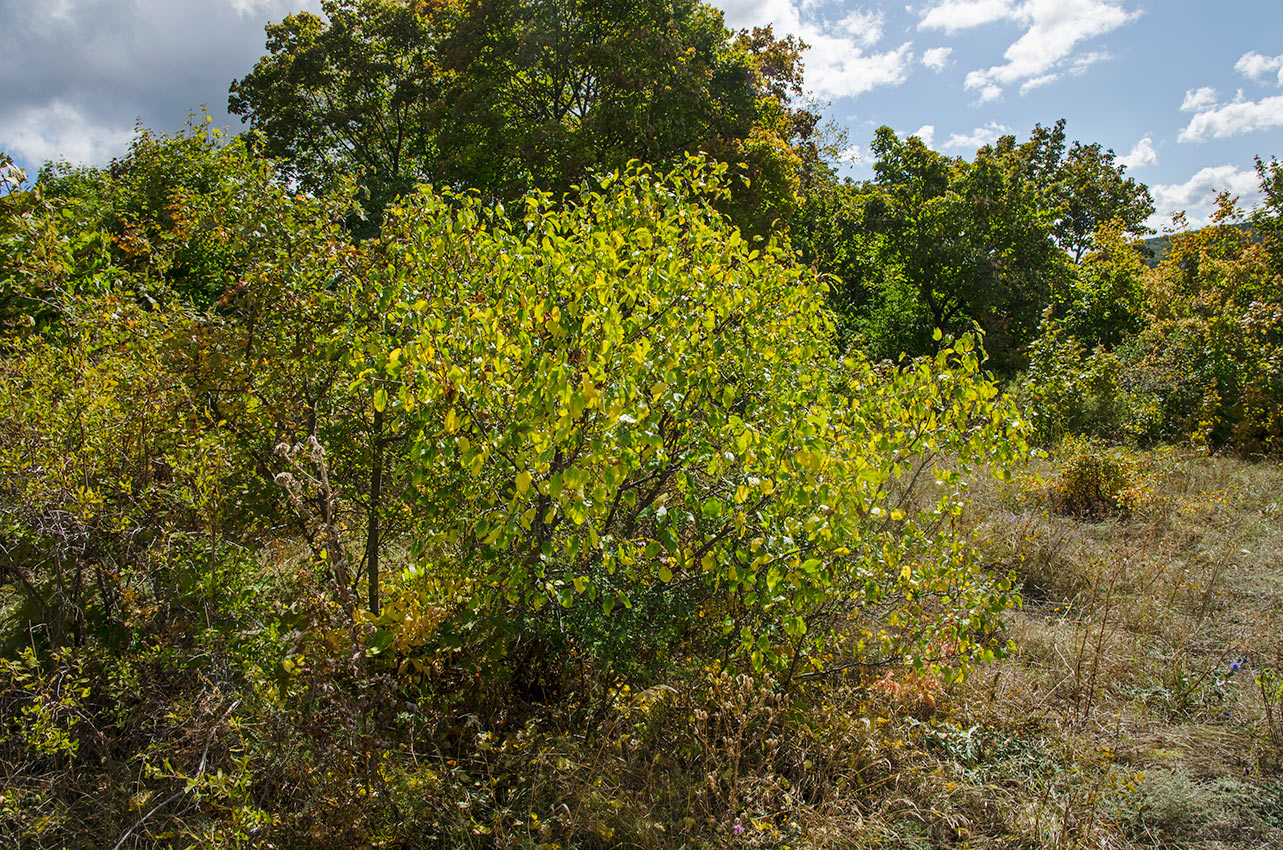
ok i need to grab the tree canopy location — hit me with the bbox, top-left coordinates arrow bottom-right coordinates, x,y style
1012,119 -> 1155,262
229,0 -> 823,231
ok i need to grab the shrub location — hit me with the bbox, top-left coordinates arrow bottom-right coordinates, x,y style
1050,437 -> 1148,519
1022,178 -> 1283,456
362,159 -> 1032,685
1020,316 -> 1127,444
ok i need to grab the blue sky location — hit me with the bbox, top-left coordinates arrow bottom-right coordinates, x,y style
1,0 -> 1280,228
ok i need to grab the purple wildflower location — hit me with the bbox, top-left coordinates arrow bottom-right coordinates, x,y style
733,823 -> 745,836
1230,661 -> 1241,674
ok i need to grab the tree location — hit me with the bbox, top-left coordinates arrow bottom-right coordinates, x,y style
1006,119 -> 1154,262
856,127 -> 1067,369
1053,220 -> 1146,349
6,120 -> 319,316
1252,155 -> 1283,277
230,0 -> 822,231
229,0 -> 446,227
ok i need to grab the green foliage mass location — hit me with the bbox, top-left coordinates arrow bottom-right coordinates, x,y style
358,158 -> 1028,680
1,0 -> 1277,839
794,121 -> 1152,370
229,0 -> 827,235
1023,185 -> 1283,454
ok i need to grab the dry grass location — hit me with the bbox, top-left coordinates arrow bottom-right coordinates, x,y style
922,448 -> 1283,849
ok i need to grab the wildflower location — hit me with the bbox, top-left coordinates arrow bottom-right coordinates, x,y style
1229,661 -> 1241,674
733,823 -> 745,836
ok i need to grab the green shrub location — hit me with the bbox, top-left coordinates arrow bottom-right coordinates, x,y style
1050,437 -> 1148,519
1020,317 -> 1127,444
361,159 -> 1031,684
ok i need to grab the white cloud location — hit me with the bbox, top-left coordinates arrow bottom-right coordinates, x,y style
918,0 -> 1017,34
1,100 -> 135,167
921,0 -> 1139,101
1178,94 -> 1283,142
1235,50 -> 1283,86
921,47 -> 953,71
0,0 -> 322,169
809,42 -> 915,100
1180,86 -> 1218,112
838,144 -> 865,165
1177,49 -> 1283,143
839,8 -> 885,47
1148,164 -> 1263,230
719,0 -> 914,100
911,124 -> 936,148
1118,136 -> 1157,170
1019,73 -> 1059,94
976,83 -> 1004,103
1069,50 -> 1109,74
942,121 -> 1011,151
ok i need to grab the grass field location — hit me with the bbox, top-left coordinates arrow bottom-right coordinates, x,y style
810,449 -> 1283,849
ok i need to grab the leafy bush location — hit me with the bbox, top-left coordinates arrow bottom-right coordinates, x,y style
0,137 -> 1037,845
1023,185 -> 1283,455
1020,316 -> 1127,444
1052,220 -> 1146,349
1050,437 -> 1148,519
362,160 -> 1031,684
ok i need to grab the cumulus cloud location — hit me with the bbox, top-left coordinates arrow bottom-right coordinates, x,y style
1178,50 -> 1283,143
919,0 -> 1139,102
838,8 -> 885,47
1178,95 -> 1283,142
1,100 -> 136,168
1149,164 -> 1263,230
0,0 -> 322,168
1118,136 -> 1157,170
976,83 -> 1004,103
918,0 -> 1016,33
1180,86 -> 1219,112
941,121 -> 1011,151
718,0 -> 915,100
911,124 -> 936,148
921,47 -> 953,71
1018,73 -> 1059,95
1235,51 -> 1283,86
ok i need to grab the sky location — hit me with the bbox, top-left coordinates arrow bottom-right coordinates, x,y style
1,0 -> 1280,229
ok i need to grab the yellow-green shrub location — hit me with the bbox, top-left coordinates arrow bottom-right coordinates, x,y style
1050,437 -> 1148,519
360,159 -> 1032,682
